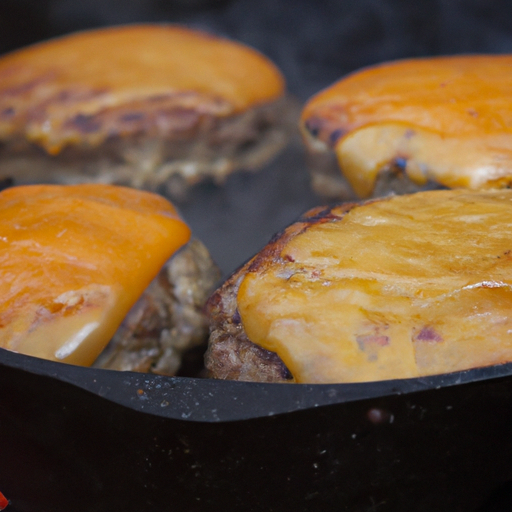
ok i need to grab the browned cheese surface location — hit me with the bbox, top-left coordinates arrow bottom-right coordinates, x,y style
231,189 -> 512,383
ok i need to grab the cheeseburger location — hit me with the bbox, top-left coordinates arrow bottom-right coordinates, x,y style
0,183 -> 219,375
206,189 -> 512,383
301,55 -> 512,200
0,24 -> 293,200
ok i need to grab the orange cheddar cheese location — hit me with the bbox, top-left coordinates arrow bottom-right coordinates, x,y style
0,24 -> 285,154
301,55 -> 512,198
0,183 -> 190,365
236,189 -> 512,383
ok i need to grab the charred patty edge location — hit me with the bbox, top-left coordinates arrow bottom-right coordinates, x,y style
204,201 -> 366,383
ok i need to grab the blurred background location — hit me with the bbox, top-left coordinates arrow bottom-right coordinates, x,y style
2,0 -> 512,102
1,0 -> 511,274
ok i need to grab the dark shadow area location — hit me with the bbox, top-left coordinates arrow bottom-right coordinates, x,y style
478,481 -> 512,512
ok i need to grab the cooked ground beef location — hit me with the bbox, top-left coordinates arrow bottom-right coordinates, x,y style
0,96 -> 296,202
93,239 -> 220,376
203,204 -> 358,382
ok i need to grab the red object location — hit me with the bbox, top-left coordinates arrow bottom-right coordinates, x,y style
0,491 -> 9,510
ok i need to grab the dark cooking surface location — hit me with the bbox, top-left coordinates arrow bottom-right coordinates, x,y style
179,137 -> 318,276
2,2 -> 512,511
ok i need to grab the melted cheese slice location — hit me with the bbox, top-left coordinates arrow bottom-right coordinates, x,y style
0,24 -> 284,152
301,56 -> 512,197
0,183 -> 190,366
238,189 -> 512,383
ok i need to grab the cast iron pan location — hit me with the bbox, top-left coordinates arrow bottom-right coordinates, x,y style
1,347 -> 512,512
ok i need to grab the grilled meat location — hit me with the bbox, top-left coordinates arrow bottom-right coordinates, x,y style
301,55 -> 512,200
206,189 -> 512,383
0,183 -> 219,376
0,24 -> 294,201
